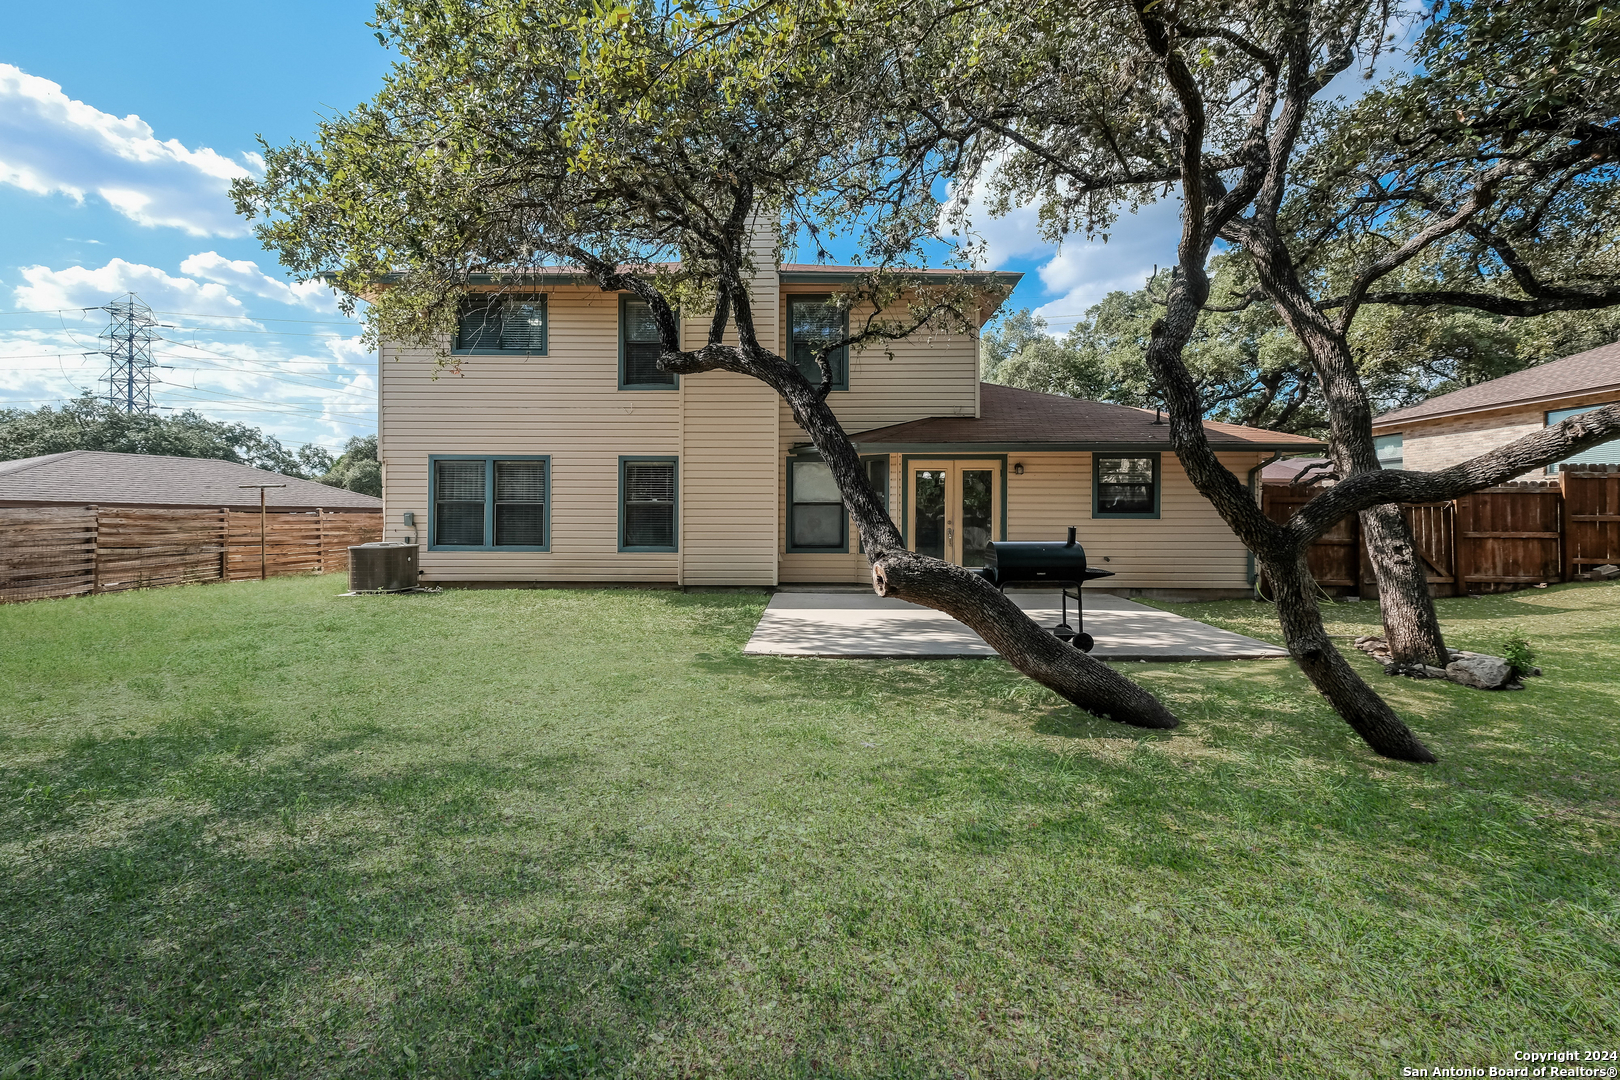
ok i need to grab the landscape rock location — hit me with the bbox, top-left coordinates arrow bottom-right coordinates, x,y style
1445,654 -> 1515,690
1597,564 -> 1620,580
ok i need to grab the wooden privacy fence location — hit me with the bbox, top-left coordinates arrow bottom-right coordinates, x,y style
1261,466 -> 1620,597
0,506 -> 382,604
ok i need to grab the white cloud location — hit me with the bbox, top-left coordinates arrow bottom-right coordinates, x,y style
180,252 -> 340,313
1026,198 -> 1185,329
0,63 -> 254,236
14,259 -> 250,322
937,156 -> 1053,269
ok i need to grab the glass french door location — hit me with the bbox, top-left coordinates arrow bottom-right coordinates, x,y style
908,460 -> 1001,567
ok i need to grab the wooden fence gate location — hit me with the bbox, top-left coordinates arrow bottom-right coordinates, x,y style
1260,468 -> 1620,597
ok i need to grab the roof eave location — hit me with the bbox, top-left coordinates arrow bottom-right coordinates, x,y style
811,439 -> 1324,454
1373,382 -> 1620,430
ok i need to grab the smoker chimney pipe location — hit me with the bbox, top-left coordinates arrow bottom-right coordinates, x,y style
1066,526 -> 1076,547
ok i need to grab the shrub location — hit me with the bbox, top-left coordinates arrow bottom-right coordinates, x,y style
1502,634 -> 1536,677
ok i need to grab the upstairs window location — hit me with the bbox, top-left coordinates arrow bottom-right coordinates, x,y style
455,295 -> 547,354
1094,454 -> 1159,518
620,458 -> 678,551
621,296 -> 675,388
790,296 -> 848,391
431,457 -> 549,549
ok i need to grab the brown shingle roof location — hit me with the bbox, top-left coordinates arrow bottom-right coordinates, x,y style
849,383 -> 1323,451
0,451 -> 383,511
1374,340 -> 1620,427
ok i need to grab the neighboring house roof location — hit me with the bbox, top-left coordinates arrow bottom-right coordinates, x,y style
847,383 -> 1324,452
1374,340 -> 1620,428
1260,456 -> 1332,483
0,451 -> 383,511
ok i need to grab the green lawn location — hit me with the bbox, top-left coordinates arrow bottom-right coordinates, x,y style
1,578 -> 1616,1079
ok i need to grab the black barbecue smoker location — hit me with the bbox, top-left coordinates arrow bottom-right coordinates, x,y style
974,527 -> 1114,651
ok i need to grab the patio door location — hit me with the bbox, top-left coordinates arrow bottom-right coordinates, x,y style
908,460 -> 1001,567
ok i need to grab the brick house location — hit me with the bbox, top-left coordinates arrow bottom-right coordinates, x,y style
1371,340 -> 1620,475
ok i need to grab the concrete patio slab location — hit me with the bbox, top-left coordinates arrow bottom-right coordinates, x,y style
743,590 -> 1288,662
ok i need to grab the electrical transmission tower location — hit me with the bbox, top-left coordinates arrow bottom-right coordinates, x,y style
97,293 -> 160,414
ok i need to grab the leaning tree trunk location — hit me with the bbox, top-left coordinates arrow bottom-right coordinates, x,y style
788,377 -> 1180,730
1233,225 -> 1453,672
636,265 -> 1183,733
1262,548 -> 1438,762
1359,501 -> 1450,667
1138,226 -> 1436,760
871,549 -> 1179,728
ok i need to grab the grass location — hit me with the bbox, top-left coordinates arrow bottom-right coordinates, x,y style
0,577 -> 1616,1079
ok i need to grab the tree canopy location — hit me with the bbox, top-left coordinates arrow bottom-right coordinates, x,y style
0,395 -> 338,480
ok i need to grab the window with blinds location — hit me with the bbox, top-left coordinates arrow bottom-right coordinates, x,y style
434,460 -> 487,546
1546,404 -> 1620,473
1094,454 -> 1159,518
790,296 -> 848,390
621,297 -> 674,388
621,459 -> 677,551
454,295 -> 547,353
857,456 -> 888,553
494,460 -> 547,546
431,457 -> 549,548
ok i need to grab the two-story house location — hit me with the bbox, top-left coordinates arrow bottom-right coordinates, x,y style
374,260 -> 1320,597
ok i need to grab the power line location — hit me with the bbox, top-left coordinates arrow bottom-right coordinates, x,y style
155,342 -> 376,398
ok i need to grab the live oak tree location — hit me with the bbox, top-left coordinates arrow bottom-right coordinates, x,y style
987,256 -> 1324,434
233,0 -> 1179,729
814,0 -> 1620,759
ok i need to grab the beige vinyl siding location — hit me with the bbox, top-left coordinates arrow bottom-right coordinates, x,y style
776,450 -> 1266,589
379,285 -> 684,582
777,287 -> 981,448
776,287 -> 980,583
1005,451 -> 1264,591
678,238 -> 781,586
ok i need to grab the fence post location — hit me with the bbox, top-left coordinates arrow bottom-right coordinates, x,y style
89,505 -> 102,594
1558,472 -> 1570,582
1455,495 -> 1471,597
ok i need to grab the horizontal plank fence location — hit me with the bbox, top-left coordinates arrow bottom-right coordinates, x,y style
1263,466 -> 1620,597
0,506 -> 382,604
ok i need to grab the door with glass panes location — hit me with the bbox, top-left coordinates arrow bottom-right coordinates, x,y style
907,460 -> 1001,567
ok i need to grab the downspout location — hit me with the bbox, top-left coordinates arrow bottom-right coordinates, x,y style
1247,452 -> 1282,598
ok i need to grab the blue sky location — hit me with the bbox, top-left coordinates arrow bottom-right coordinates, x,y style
0,4 -> 1254,452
